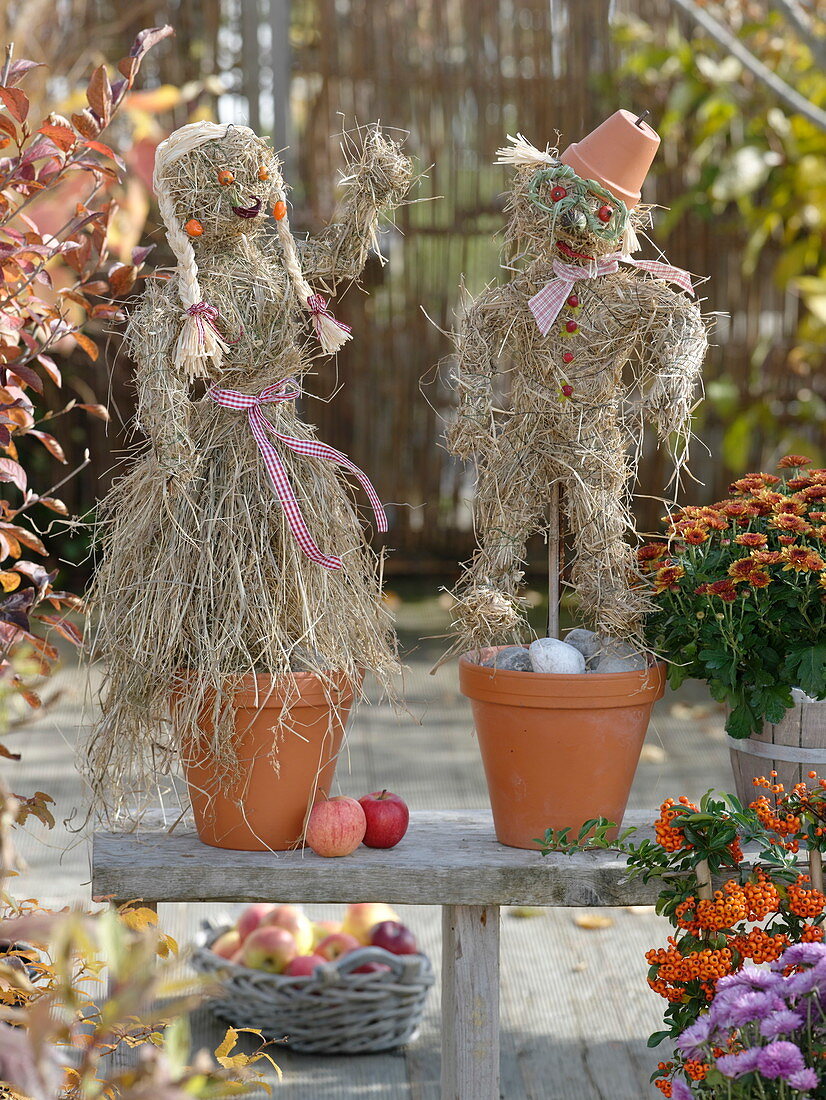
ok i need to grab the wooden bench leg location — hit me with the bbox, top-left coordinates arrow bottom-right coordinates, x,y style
441,903 -> 500,1100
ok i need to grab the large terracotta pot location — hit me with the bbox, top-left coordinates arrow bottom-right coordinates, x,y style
179,671 -> 356,852
459,650 -> 666,850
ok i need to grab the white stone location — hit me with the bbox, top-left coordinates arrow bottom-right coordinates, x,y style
528,638 -> 586,674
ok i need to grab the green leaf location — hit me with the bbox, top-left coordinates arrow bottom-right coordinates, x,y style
726,703 -> 755,740
791,645 -> 826,699
647,1030 -> 671,1048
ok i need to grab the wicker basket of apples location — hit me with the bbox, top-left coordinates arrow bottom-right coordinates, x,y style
192,902 -> 435,1054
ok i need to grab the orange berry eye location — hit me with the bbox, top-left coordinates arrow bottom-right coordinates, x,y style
184,218 -> 204,237
217,169 -> 235,186
273,200 -> 287,221
258,165 -> 270,180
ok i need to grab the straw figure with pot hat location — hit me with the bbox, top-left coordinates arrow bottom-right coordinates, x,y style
86,121 -> 412,827
446,110 -> 709,655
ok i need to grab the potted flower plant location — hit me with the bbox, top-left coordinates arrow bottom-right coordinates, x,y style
643,455 -> 826,803
86,121 -> 412,850
443,110 -> 708,848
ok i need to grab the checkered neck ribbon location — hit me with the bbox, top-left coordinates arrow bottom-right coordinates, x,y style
208,379 -> 387,570
528,253 -> 695,335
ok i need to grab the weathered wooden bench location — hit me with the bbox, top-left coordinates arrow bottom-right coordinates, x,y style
92,808 -> 660,1100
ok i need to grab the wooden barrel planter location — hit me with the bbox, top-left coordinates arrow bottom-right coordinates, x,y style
728,691 -> 826,808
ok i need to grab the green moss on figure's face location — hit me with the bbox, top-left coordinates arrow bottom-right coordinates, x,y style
526,163 -> 628,251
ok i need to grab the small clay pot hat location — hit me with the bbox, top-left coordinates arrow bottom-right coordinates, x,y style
559,109 -> 660,209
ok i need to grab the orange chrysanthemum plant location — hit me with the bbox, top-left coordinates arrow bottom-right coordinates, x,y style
640,456 -> 826,740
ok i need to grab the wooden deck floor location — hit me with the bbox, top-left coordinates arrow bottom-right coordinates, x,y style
8,595 -> 732,1098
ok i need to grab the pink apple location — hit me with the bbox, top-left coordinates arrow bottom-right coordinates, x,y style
211,929 -> 241,959
305,797 -> 366,857
358,790 -> 410,849
284,953 -> 327,977
370,920 -> 418,955
311,919 -> 342,949
315,932 -> 361,961
235,903 -> 275,942
239,925 -> 297,973
261,905 -> 313,955
341,902 -> 400,945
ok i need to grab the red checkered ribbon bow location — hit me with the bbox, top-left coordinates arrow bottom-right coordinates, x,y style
208,379 -> 387,570
307,294 -> 352,342
528,254 -> 695,336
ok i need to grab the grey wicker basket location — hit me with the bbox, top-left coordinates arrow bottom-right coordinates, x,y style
191,922 -> 435,1054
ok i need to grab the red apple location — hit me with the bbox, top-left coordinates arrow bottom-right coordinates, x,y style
211,929 -> 241,959
353,960 -> 392,974
239,925 -> 296,973
341,902 -> 400,945
284,953 -> 327,977
305,797 -> 366,857
315,932 -> 361,961
235,903 -> 275,942
261,905 -> 313,955
358,790 -> 410,849
370,920 -> 418,955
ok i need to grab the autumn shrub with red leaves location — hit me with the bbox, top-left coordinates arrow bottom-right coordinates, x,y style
0,26 -> 173,712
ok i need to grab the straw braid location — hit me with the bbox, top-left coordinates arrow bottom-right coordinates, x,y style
153,122 -> 236,381
272,181 -> 352,354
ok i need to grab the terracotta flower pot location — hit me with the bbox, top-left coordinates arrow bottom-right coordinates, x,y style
459,650 -> 665,849
179,671 -> 356,852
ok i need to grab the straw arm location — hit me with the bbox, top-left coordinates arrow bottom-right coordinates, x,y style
128,291 -> 198,481
298,127 -> 413,287
444,289 -> 509,462
632,280 -> 708,453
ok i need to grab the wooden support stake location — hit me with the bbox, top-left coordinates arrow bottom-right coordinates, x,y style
810,848 -> 823,894
696,859 -> 713,901
441,904 -> 500,1100
548,482 -> 561,639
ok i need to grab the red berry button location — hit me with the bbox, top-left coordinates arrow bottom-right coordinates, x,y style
565,320 -> 578,333
562,351 -> 574,363
551,186 -> 567,202
567,294 -> 579,308
561,385 -> 574,398
597,204 -> 613,223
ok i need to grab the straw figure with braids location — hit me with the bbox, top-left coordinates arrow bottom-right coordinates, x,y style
86,121 -> 412,814
445,112 -> 709,657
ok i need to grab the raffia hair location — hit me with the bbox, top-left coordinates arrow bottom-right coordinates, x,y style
152,121 -> 350,381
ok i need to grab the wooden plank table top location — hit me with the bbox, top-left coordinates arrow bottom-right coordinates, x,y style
92,809 -> 660,908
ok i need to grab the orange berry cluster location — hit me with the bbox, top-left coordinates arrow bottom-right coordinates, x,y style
742,869 -> 780,920
684,1059 -> 709,1081
787,873 -> 826,919
674,873 -> 780,934
655,797 -> 697,851
729,927 -> 790,964
646,941 -> 734,986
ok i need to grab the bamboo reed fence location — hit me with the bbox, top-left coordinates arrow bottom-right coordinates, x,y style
23,0 -> 820,576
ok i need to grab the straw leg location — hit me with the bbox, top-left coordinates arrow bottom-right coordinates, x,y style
441,904 -> 500,1100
